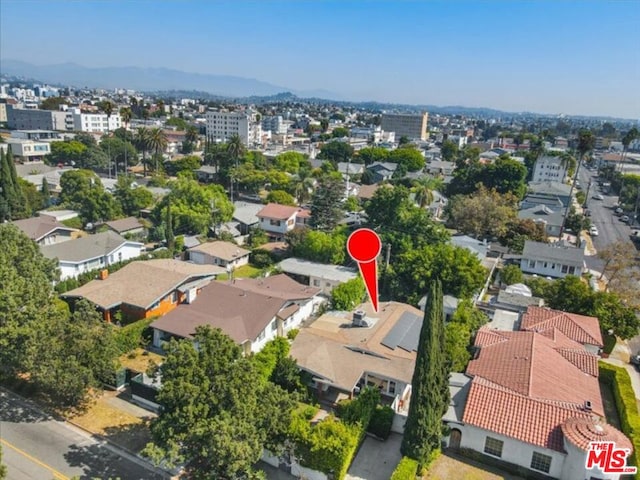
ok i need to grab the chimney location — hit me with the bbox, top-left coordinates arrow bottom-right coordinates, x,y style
99,269 -> 109,280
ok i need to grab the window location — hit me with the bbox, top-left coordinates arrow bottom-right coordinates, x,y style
561,265 -> 569,273
483,437 -> 503,457
543,262 -> 548,268
389,381 -> 396,394
528,260 -> 536,268
171,291 -> 178,303
258,330 -> 266,341
313,279 -> 320,287
271,320 -> 277,332
270,219 -> 281,226
530,452 -> 552,473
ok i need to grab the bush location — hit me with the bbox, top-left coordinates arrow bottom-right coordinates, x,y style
391,457 -> 418,480
331,278 -> 366,311
250,248 -> 274,268
603,334 -> 617,355
115,318 -> 154,354
287,328 -> 299,340
501,264 -> 523,285
368,405 -> 394,439
251,337 -> 290,383
599,362 -> 640,479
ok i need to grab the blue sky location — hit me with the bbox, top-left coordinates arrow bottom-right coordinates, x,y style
1,1 -> 639,118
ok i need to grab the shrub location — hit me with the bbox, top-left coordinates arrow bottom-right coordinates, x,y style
250,248 -> 274,268
251,337 -> 290,383
287,328 -> 299,340
603,334 -> 617,355
391,457 -> 418,480
368,405 -> 394,439
599,361 -> 640,479
115,318 -> 154,354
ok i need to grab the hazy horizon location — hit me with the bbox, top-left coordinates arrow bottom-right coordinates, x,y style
1,0 -> 639,119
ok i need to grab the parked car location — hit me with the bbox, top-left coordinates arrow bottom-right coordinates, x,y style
621,215 -> 630,223
615,207 -> 624,215
593,194 -> 605,200
590,226 -> 599,236
631,354 -> 640,371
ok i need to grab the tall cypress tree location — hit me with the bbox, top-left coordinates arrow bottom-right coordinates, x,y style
41,177 -> 51,208
401,278 -> 451,469
0,149 -> 15,221
165,198 -> 175,252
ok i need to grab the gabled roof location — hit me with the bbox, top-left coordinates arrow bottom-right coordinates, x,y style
63,259 -> 223,310
463,326 -> 606,452
105,217 -> 145,234
522,241 -> 585,266
150,276 -> 313,345
367,162 -> 397,173
12,216 -> 77,241
257,203 -> 310,220
41,231 -> 137,263
188,241 -> 250,261
521,306 -> 603,347
233,274 -> 321,301
279,258 -> 357,284
232,201 -> 263,226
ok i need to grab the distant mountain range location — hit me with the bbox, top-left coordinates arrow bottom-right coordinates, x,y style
0,59 -> 342,100
1,59 -> 634,121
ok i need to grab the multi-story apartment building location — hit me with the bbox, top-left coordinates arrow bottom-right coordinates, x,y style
68,108 -> 122,133
7,105 -> 69,131
206,110 -> 261,146
261,115 -> 287,134
381,112 -> 429,141
532,155 -> 568,183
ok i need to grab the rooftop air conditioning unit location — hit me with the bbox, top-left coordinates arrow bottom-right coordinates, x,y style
352,310 -> 367,327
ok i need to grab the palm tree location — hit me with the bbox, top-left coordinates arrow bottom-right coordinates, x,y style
559,130 -> 594,239
147,128 -> 168,173
226,134 -> 245,161
135,127 -> 150,177
103,100 -> 114,177
185,125 -> 199,144
120,107 -> 133,173
621,127 -> 639,173
413,176 -> 443,209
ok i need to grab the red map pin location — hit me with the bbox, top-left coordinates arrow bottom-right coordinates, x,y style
347,228 -> 382,313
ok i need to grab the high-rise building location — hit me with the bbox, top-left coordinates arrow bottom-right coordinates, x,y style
261,115 -> 287,135
381,112 -> 429,141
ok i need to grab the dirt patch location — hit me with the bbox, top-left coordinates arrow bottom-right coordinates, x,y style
423,452 -> 524,480
69,391 -> 152,452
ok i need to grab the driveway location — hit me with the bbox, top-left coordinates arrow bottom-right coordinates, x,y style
346,433 -> 402,480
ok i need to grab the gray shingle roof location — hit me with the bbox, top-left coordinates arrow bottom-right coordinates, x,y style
41,231 -> 135,263
521,241 -> 585,266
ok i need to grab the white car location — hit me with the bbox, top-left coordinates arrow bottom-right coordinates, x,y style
593,194 -> 604,200
590,226 -> 599,236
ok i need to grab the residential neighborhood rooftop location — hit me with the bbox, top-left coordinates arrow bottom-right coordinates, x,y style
278,257 -> 358,283
104,217 -> 145,234
188,241 -> 250,261
41,230 -> 137,263
11,215 -> 77,241
62,259 -> 223,310
257,203 -> 310,220
522,240 -> 585,267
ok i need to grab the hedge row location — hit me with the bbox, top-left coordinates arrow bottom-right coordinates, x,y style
291,388 -> 381,479
115,318 -> 154,354
368,405 -> 395,439
599,361 -> 640,480
390,457 -> 418,480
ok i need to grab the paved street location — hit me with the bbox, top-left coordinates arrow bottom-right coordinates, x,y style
578,166 -> 636,271
0,389 -> 168,480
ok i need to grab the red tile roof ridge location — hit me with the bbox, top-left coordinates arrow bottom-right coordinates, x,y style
561,416 -> 633,452
522,306 -> 603,347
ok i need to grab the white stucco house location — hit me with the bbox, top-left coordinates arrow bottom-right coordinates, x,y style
278,257 -> 358,295
520,240 -> 586,278
257,203 -> 311,241
444,321 -> 630,480
40,230 -> 144,281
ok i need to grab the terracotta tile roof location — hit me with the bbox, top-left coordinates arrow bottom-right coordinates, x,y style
463,377 -> 592,451
463,326 -> 612,452
257,203 -> 310,220
467,328 -> 602,413
521,306 -> 603,347
561,416 -> 633,452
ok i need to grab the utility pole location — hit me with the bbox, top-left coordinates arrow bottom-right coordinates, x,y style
385,243 -> 391,269
584,180 -> 593,208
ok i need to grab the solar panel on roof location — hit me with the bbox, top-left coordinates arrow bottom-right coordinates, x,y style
381,311 -> 423,351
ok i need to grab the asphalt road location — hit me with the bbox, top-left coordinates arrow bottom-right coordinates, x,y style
578,166 -> 636,271
0,389 -> 167,480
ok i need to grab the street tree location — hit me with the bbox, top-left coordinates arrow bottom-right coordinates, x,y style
317,141 -> 354,164
144,326 -> 297,479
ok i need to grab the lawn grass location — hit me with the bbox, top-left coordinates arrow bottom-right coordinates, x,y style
216,264 -> 261,280
118,348 -> 164,373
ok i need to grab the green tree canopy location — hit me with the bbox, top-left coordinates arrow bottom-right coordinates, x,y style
287,227 -> 347,264
388,146 -> 425,172
309,174 -> 345,231
144,326 -> 297,479
355,146 -> 389,165
266,190 -> 296,206
318,141 -> 354,164
114,175 -> 154,216
153,177 -> 233,235
331,278 -> 366,310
